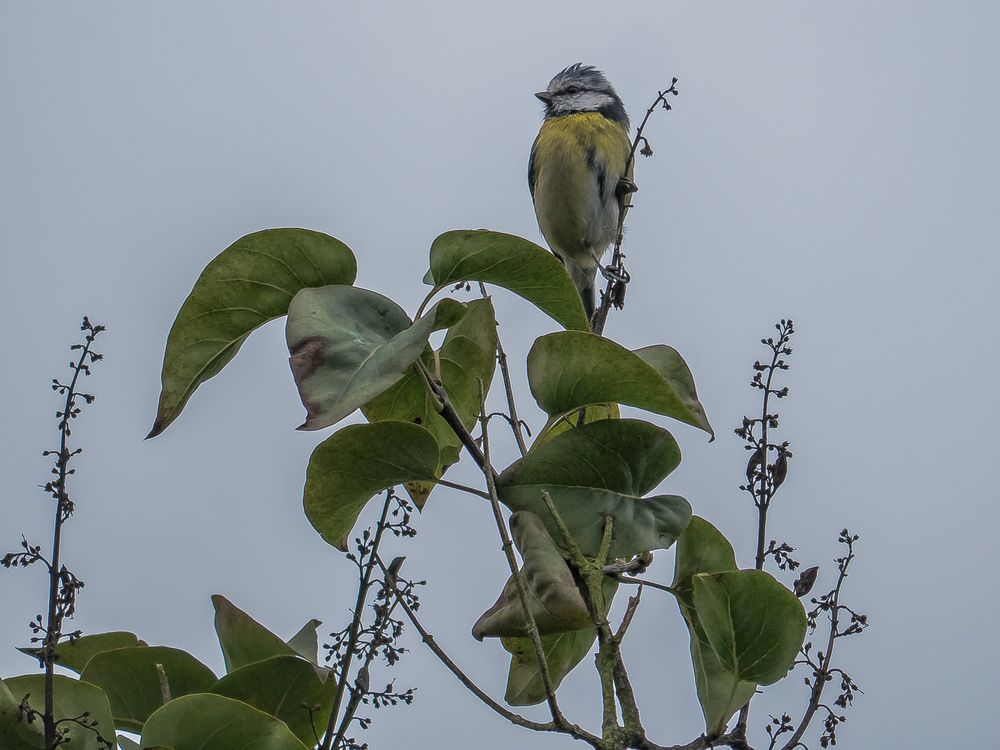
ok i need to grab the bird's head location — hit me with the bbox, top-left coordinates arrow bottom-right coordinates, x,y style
535,63 -> 629,128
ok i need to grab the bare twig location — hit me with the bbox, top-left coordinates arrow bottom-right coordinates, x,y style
324,493 -> 393,750
591,80 -> 679,335
779,534 -> 863,750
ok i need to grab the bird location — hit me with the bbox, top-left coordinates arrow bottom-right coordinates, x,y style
529,63 -> 635,323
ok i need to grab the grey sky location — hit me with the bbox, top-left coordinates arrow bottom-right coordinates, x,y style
2,2 -> 998,748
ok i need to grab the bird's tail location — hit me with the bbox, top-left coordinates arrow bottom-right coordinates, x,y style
563,255 -> 599,324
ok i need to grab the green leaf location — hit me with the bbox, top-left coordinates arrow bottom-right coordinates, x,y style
362,297 -> 497,507
285,620 -> 322,663
303,421 -> 439,550
473,512 -> 593,639
148,228 -> 357,437
527,332 -> 714,438
117,736 -> 140,750
18,631 -> 146,674
0,677 -> 44,750
672,517 -> 753,735
286,286 -> 466,430
498,419 -> 690,557
80,647 -> 217,732
500,576 -> 619,706
5,674 -> 116,750
212,595 -> 301,673
140,693 -> 309,750
425,230 -> 590,331
693,570 -> 807,685
210,656 -> 335,747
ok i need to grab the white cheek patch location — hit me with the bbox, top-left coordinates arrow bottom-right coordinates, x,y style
551,91 -> 614,115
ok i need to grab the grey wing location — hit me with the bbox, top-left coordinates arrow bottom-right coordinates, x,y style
528,136 -> 538,201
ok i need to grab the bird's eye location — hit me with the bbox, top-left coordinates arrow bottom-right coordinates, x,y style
564,85 -> 583,94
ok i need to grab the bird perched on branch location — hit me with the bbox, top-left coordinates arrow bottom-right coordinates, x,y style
529,63 -> 635,323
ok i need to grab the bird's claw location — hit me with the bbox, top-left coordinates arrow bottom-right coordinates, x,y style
600,264 -> 631,284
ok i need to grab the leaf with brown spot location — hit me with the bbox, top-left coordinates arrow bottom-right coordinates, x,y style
286,286 -> 466,430
148,228 -> 356,437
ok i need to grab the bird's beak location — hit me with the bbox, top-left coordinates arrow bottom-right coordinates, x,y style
535,91 -> 553,104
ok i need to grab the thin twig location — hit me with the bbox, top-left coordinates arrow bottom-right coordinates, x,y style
591,80 -> 679,335
477,282 -> 528,456
477,381 -> 565,726
373,553 -> 601,746
614,575 -> 678,598
41,320 -> 104,750
324,493 -> 393,750
779,542 -> 856,750
433,478 -> 492,500
415,359 -> 493,478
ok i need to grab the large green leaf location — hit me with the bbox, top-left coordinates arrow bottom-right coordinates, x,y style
500,576 -> 619,707
0,676 -> 44,750
140,693 -> 309,750
672,517 -> 754,736
210,656 -> 335,747
5,674 -> 116,750
497,419 -> 690,557
527,332 -> 714,437
148,228 -> 357,437
424,230 -> 590,331
693,570 -> 806,685
362,297 -> 497,507
473,512 -> 593,640
286,286 -> 466,430
212,595 -> 301,673
80,647 -> 217,732
303,421 -> 440,550
18,631 -> 146,674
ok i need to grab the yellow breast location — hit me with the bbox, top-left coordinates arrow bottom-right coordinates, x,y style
531,113 -> 631,255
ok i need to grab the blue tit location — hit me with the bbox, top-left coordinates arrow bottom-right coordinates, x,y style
529,63 -> 634,322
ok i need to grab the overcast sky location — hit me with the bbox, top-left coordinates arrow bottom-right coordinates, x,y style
2,3 -> 998,748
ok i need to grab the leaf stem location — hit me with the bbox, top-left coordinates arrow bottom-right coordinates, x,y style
477,282 -> 528,456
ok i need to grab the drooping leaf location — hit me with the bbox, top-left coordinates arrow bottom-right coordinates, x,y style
285,620 -> 322,663
671,517 -> 753,736
148,229 -> 357,437
498,419 -> 690,557
212,595 -> 301,673
210,655 -> 335,747
5,674 -> 115,750
80,646 -> 217,732
500,576 -> 619,706
286,286 -> 466,430
117,735 -> 140,750
362,297 -> 497,507
303,421 -> 439,550
18,631 -> 146,674
140,693 -> 309,750
693,570 -> 807,685
425,230 -> 590,331
0,677 -> 44,750
527,332 -> 714,437
473,512 -> 592,640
